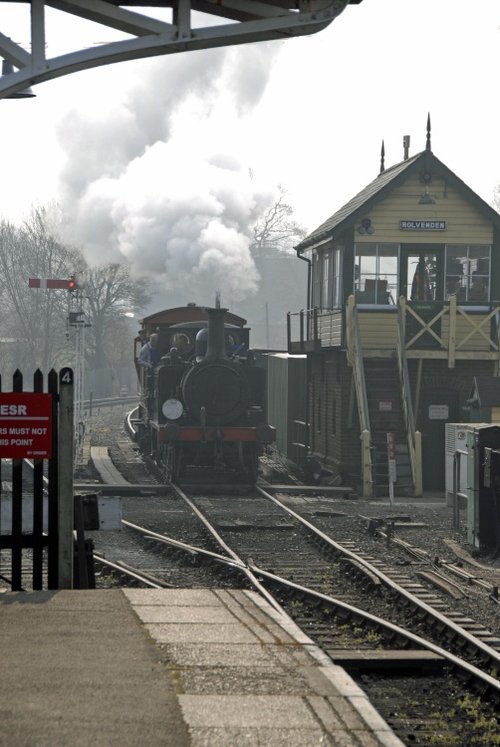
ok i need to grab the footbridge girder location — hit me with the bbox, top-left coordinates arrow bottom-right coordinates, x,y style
0,0 -> 362,98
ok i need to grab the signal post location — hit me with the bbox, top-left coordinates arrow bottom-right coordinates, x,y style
29,275 -> 89,462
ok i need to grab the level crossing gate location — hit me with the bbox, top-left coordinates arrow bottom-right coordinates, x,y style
0,368 -> 74,591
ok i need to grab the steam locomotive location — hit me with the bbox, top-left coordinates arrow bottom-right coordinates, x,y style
133,303 -> 275,483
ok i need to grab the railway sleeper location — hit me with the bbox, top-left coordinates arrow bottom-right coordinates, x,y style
339,558 -> 382,591
416,570 -> 467,599
325,648 -> 446,676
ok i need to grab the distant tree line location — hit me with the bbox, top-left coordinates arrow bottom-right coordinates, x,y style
0,190 -> 308,392
0,207 -> 152,396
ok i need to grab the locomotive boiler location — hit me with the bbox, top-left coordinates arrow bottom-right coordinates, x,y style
134,304 -> 275,483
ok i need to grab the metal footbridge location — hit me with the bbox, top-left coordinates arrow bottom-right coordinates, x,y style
0,1 -> 362,99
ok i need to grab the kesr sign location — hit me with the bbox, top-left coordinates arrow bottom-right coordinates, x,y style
0,393 -> 53,459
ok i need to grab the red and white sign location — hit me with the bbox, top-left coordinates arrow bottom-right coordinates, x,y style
387,432 -> 396,460
0,393 -> 52,459
29,278 -> 69,289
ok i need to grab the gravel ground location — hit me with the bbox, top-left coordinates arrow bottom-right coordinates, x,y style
83,404 -> 500,641
296,497 -> 500,641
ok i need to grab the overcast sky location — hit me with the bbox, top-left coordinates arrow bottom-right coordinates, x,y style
0,1 -> 498,300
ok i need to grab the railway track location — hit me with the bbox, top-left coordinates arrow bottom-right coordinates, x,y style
83,429 -> 500,744
93,479 -> 499,744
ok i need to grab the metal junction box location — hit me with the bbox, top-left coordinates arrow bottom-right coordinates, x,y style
466,424 -> 500,551
445,423 -> 494,507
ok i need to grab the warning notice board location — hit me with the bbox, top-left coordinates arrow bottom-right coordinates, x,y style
0,393 -> 52,459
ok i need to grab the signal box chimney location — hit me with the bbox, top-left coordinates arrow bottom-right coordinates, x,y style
403,135 -> 410,161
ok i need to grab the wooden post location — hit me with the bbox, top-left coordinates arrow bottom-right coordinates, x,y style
448,295 -> 456,368
58,367 -> 74,589
387,432 -> 396,506
414,430 -> 423,497
361,429 -> 372,498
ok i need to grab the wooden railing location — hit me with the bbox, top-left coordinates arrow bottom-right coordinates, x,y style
346,296 -> 373,497
395,302 -> 422,496
289,299 -> 500,362
401,297 -> 500,366
287,308 -> 319,353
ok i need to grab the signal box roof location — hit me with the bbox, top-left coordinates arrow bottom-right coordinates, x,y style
296,148 -> 500,252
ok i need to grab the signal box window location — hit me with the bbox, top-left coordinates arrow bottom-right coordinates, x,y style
355,243 -> 398,304
407,253 -> 437,301
445,246 -> 490,302
312,248 -> 342,310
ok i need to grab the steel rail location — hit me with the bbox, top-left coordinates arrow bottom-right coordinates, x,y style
390,533 -> 496,594
168,483 -> 287,615
246,562 -> 500,696
121,515 -> 500,697
257,486 -> 500,672
81,420 -> 500,696
93,552 -> 164,588
122,518 -> 246,571
125,408 -> 139,440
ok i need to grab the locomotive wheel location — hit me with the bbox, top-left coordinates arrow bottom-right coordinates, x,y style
240,443 -> 259,483
137,428 -> 150,455
164,443 -> 182,483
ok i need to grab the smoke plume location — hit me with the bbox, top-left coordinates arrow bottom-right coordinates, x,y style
57,44 -> 280,305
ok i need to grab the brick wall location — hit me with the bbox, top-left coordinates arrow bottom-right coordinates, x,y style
309,350 -> 361,481
309,352 -> 497,488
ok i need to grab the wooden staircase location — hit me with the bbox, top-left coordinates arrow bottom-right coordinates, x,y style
364,360 -> 413,497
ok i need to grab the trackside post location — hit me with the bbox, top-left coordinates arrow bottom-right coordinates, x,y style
58,367 -> 74,588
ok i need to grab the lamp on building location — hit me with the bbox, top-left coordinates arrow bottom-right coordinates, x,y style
418,168 -> 435,204
1,60 -> 35,98
418,192 -> 436,205
357,217 -> 374,235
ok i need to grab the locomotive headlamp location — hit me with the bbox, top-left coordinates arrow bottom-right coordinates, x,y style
162,398 -> 183,420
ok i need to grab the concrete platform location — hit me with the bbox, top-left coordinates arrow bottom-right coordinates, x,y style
0,588 -> 403,746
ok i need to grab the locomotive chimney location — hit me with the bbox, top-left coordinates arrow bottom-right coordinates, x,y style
204,306 -> 228,362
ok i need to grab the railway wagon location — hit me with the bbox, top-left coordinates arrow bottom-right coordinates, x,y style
133,303 -> 275,483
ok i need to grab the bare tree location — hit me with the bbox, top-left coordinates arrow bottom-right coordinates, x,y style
0,208 -> 152,392
234,188 -> 308,348
83,263 -> 152,395
251,186 -> 307,259
0,208 -> 77,375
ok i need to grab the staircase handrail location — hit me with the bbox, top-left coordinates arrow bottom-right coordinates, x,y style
346,295 -> 373,497
397,297 -> 422,496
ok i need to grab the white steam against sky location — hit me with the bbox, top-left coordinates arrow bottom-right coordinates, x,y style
57,44 -> 279,303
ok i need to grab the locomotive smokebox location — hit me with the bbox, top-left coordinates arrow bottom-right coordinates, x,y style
182,305 -> 249,425
204,306 -> 228,362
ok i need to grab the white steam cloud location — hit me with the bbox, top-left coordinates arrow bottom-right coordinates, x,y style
57,44 -> 280,304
